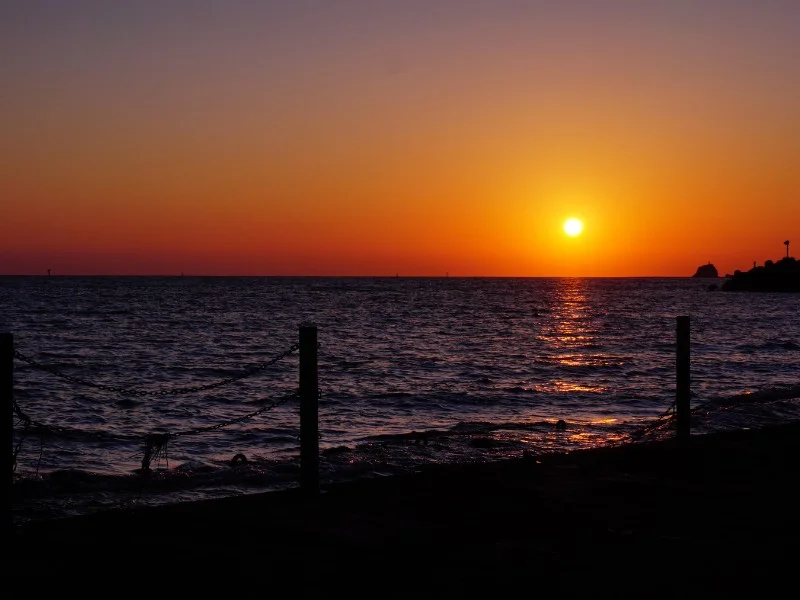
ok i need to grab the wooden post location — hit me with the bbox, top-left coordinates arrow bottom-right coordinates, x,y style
299,326 -> 319,495
1,333 -> 13,532
676,316 -> 691,439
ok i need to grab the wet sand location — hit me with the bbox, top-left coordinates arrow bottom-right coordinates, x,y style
10,423 -> 800,595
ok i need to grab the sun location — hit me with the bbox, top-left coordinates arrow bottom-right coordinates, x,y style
563,218 -> 584,237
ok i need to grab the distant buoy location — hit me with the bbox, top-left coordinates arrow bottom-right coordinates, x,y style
555,419 -> 567,431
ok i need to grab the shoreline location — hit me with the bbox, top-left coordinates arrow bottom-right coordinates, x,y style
11,422 -> 800,593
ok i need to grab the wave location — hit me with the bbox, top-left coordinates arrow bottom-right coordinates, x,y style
358,418 -> 606,444
699,383 -> 800,409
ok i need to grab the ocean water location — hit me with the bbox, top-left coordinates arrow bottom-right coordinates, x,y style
3,276 -> 799,523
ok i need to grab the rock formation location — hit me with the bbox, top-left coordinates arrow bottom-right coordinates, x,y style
692,263 -> 719,278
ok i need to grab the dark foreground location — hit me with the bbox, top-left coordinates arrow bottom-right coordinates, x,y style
10,424 -> 800,596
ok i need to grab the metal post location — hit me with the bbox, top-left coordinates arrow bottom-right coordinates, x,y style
299,325 -> 319,495
676,316 -> 691,439
1,333 -> 13,532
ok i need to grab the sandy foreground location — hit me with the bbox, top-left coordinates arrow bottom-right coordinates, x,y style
9,423 -> 800,596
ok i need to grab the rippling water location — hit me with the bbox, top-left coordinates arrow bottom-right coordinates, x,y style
3,276 -> 799,522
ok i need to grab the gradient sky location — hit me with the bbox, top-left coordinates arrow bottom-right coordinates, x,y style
2,1 -> 798,276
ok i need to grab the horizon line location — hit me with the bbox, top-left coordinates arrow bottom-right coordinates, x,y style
0,273 -> 721,279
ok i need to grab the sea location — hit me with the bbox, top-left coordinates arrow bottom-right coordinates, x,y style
3,276 -> 799,524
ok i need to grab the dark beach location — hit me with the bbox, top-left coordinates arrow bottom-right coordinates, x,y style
10,422 -> 800,595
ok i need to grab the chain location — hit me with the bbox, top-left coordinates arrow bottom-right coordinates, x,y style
172,390 -> 300,438
627,400 -> 676,442
12,398 -> 72,473
12,398 -> 67,436
12,387 -> 300,471
11,339 -> 318,472
13,344 -> 299,397
624,394 -> 742,442
12,416 -> 30,473
140,390 -> 299,470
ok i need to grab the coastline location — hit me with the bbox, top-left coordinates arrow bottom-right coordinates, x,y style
721,256 -> 800,292
11,422 -> 800,594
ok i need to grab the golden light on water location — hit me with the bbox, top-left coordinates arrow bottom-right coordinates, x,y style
563,218 -> 584,237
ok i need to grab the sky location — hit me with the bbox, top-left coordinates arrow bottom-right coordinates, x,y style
2,0 -> 798,276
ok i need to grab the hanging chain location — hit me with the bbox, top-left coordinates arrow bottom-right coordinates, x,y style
12,415 -> 31,473
139,390 -> 300,471
627,400 -> 676,441
171,390 -> 300,438
11,337 -> 319,472
13,344 -> 299,397
11,398 -> 71,472
12,398 -> 67,436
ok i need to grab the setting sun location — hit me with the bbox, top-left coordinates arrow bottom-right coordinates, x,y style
563,218 -> 584,237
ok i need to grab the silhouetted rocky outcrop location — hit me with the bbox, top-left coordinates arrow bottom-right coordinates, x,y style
722,257 -> 800,292
692,263 -> 718,278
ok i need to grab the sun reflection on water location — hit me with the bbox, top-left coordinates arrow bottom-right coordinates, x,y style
533,380 -> 607,394
534,279 -> 614,391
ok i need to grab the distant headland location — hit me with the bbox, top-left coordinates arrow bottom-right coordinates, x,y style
722,241 -> 799,292
691,263 -> 718,278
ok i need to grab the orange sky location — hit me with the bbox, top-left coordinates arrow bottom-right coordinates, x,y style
1,2 -> 798,276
